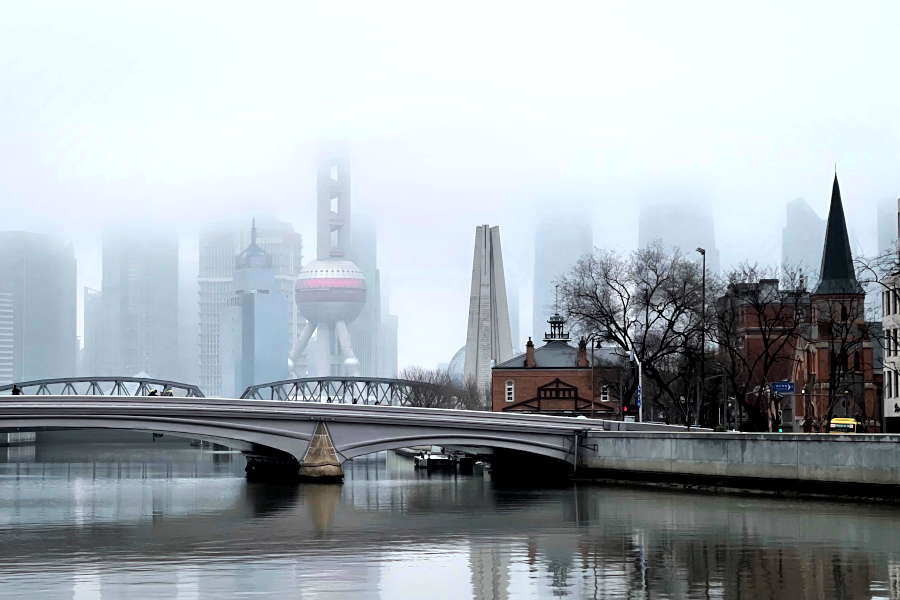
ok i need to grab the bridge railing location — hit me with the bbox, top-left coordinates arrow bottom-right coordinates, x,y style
0,377 -> 205,398
240,376 -> 462,407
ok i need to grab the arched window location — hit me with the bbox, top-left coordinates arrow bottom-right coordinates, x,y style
853,351 -> 861,372
841,304 -> 848,322
505,380 -> 515,403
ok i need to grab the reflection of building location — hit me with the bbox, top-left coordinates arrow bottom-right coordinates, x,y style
639,200 -> 720,274
491,314 -> 621,417
0,232 -> 77,382
533,213 -> 592,349
99,232 -> 179,379
782,197 -> 826,274
470,542 -> 510,600
219,222 -> 289,398
199,218 -> 302,396
464,225 -> 514,388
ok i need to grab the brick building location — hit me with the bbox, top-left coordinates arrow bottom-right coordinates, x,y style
791,175 -> 881,432
491,314 -> 623,418
718,175 -> 882,432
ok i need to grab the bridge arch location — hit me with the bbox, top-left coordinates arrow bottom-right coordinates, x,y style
0,398 -> 590,477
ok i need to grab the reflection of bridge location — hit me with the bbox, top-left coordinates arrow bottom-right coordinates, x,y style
240,376 -> 441,404
0,377 -> 204,397
0,396 -> 597,479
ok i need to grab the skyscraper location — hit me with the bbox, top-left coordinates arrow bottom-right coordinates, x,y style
464,224 -> 513,388
347,214 -> 381,377
782,197 -> 826,275
532,213 -> 592,343
638,200 -> 720,273
0,232 -> 77,382
99,232 -> 179,379
878,198 -> 899,257
219,222 -> 289,398
82,287 -> 102,376
198,218 -> 302,396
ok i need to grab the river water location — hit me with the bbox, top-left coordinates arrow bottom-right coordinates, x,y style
1,440 -> 900,599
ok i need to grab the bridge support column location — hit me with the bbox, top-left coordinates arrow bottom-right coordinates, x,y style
298,422 -> 343,481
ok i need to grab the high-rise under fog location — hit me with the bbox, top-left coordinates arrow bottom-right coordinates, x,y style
95,232 -> 179,380
0,232 -> 77,383
533,213 -> 593,342
638,201 -> 720,274
782,197 -> 826,275
198,218 -> 303,397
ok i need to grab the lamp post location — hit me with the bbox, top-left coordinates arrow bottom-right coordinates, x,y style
696,247 -> 706,427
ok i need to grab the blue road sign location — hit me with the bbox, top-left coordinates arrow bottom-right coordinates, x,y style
636,385 -> 642,407
770,382 -> 795,394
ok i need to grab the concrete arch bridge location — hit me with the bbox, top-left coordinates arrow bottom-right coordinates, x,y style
0,396 -> 601,480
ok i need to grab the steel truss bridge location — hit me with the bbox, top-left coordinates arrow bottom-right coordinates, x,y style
240,377 -> 444,405
0,377 -> 204,398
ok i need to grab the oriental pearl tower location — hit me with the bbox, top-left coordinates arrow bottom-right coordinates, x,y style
288,145 -> 366,377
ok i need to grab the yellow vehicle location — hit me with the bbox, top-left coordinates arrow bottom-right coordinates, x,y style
828,417 -> 859,434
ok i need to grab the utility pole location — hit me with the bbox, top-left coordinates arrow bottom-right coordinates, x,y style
696,247 -> 706,427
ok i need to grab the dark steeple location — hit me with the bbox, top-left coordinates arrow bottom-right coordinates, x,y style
814,174 -> 863,295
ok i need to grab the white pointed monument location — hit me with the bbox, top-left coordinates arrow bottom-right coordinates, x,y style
463,224 -> 514,388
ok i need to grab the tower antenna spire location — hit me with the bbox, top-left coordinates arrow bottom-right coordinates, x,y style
251,218 -> 257,246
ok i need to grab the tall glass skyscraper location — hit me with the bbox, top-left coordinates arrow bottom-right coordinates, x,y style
532,213 -> 592,343
0,231 -> 77,382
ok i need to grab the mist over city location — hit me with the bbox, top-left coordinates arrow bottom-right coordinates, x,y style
3,4 -> 900,599
2,3 -> 899,374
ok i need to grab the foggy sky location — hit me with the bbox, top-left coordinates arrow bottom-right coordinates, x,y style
2,2 -> 899,370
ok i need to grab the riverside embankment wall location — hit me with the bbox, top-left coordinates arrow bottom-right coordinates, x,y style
578,432 -> 900,492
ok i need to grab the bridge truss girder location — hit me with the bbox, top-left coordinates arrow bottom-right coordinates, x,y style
241,377 -> 437,406
0,377 -> 205,398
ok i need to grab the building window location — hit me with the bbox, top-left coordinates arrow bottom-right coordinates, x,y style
853,351 -> 860,372
600,384 -> 609,402
888,372 -> 893,399
505,380 -> 515,403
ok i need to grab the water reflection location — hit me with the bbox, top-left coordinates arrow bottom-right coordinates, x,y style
0,442 -> 899,598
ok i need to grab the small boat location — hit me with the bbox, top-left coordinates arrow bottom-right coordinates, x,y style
414,447 -> 455,469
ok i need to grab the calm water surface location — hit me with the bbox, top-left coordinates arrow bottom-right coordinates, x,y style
1,440 -> 900,599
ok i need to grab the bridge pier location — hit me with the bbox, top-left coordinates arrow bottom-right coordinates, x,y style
297,422 -> 343,482
245,422 -> 343,483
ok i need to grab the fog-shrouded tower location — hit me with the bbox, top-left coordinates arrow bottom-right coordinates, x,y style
464,224 -> 513,388
288,145 -> 366,377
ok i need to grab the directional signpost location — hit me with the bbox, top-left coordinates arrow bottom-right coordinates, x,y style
770,382 -> 795,394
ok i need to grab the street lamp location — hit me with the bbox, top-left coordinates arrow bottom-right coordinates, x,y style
696,247 -> 706,427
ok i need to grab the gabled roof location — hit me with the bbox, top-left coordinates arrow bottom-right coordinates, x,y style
814,175 -> 863,295
493,340 -> 624,369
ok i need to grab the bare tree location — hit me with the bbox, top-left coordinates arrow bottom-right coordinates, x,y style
713,263 -> 806,431
398,366 -> 455,408
398,367 -> 490,411
559,240 -> 706,425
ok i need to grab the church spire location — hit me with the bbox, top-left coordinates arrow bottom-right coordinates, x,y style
814,174 -> 863,295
